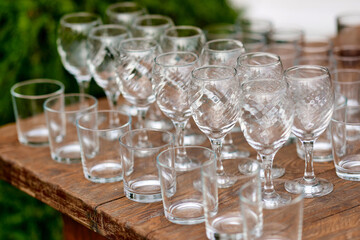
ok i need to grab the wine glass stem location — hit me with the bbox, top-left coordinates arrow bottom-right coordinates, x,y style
76,78 -> 90,95
210,137 -> 225,176
105,91 -> 120,111
259,153 -> 276,195
173,120 -> 188,158
302,140 -> 316,183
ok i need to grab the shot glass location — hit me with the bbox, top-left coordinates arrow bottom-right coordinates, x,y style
119,128 -> 174,203
76,110 -> 131,183
331,106 -> 360,181
157,146 -> 216,225
44,93 -> 98,163
10,79 -> 64,146
202,157 -> 261,239
240,180 -> 304,240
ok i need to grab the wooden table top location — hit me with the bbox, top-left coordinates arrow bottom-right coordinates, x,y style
0,99 -> 359,240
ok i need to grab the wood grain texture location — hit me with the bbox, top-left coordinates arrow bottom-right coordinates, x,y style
0,98 -> 359,239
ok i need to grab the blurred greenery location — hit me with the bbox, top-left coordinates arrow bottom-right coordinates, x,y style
0,0 -> 241,239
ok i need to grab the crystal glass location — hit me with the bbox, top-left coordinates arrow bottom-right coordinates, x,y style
116,38 -> 160,130
161,25 -> 206,55
106,1 -> 147,27
239,79 -> 294,207
189,65 -> 240,188
87,24 -> 131,113
57,12 -> 102,94
200,39 -> 250,159
237,52 -> 286,179
153,51 -> 200,168
284,65 -> 335,198
131,14 -> 174,42
265,43 -> 300,69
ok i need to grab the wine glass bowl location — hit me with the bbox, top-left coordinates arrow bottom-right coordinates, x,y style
106,1 -> 147,27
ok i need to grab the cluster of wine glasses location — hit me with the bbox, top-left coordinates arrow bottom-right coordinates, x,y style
55,3 -> 339,235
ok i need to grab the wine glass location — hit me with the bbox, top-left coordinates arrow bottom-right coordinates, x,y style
237,52 -> 286,179
284,65 -> 334,198
152,51 -> 200,168
105,1 -> 147,27
161,25 -> 206,55
199,39 -> 250,159
57,12 -> 102,94
116,38 -> 160,130
87,24 -> 130,112
189,65 -> 240,188
239,78 -> 294,207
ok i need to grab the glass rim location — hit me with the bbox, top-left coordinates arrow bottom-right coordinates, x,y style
88,24 -> 129,40
133,14 -> 173,28
106,1 -> 146,15
119,128 -> 174,150
154,51 -> 199,67
203,38 -> 245,53
120,37 -> 159,52
336,12 -> 360,21
237,52 -> 282,68
60,12 -> 101,28
76,110 -> 132,132
10,79 -> 64,99
43,93 -> 98,114
164,25 -> 204,39
192,65 -> 237,81
284,65 -> 330,81
156,146 -> 215,170
332,105 -> 360,125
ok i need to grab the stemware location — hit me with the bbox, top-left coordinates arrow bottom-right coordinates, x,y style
237,52 -> 286,179
284,65 -> 335,198
189,65 -> 240,188
239,79 -> 294,207
152,51 -> 199,168
57,12 -> 102,94
87,24 -> 131,113
116,38 -> 160,130
200,39 -> 250,159
106,1 -> 147,27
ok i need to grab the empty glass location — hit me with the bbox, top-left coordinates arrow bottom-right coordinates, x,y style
189,65 -> 240,188
202,157 -> 261,239
44,93 -> 98,163
76,110 -> 131,183
106,1 -> 147,27
57,12 -> 102,94
11,79 -> 64,146
157,146 -> 216,225
87,24 -> 131,113
239,79 -> 294,207
285,65 -> 335,198
116,38 -> 160,130
119,129 -> 174,203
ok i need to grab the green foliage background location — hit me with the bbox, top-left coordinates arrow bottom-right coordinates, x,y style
0,0 -> 241,239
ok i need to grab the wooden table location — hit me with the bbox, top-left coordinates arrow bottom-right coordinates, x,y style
0,103 -> 359,239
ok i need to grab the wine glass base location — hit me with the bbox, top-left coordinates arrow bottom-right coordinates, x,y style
221,145 -> 250,159
284,178 -> 333,198
262,191 -> 292,209
260,165 -> 285,180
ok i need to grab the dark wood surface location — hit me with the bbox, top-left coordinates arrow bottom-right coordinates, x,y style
0,99 -> 359,240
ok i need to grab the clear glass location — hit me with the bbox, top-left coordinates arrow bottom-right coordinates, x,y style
189,65 -> 240,188
161,25 -> 206,55
237,52 -> 286,179
240,180 -> 304,240
131,14 -> 174,42
120,129 -> 174,203
333,45 -> 360,70
87,24 -> 131,113
202,157 -> 260,239
284,65 -> 335,198
235,17 -> 273,43
336,13 -> 360,34
200,39 -> 250,159
106,1 -> 147,27
239,79 -> 294,207
116,38 -> 160,130
76,110 -> 131,183
265,43 -> 300,69
157,146 -> 216,225
57,12 -> 102,94
269,27 -> 304,45
152,51 -> 200,168
10,79 -> 64,146
44,93 -> 98,164
300,35 -> 332,57
331,106 -> 360,181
